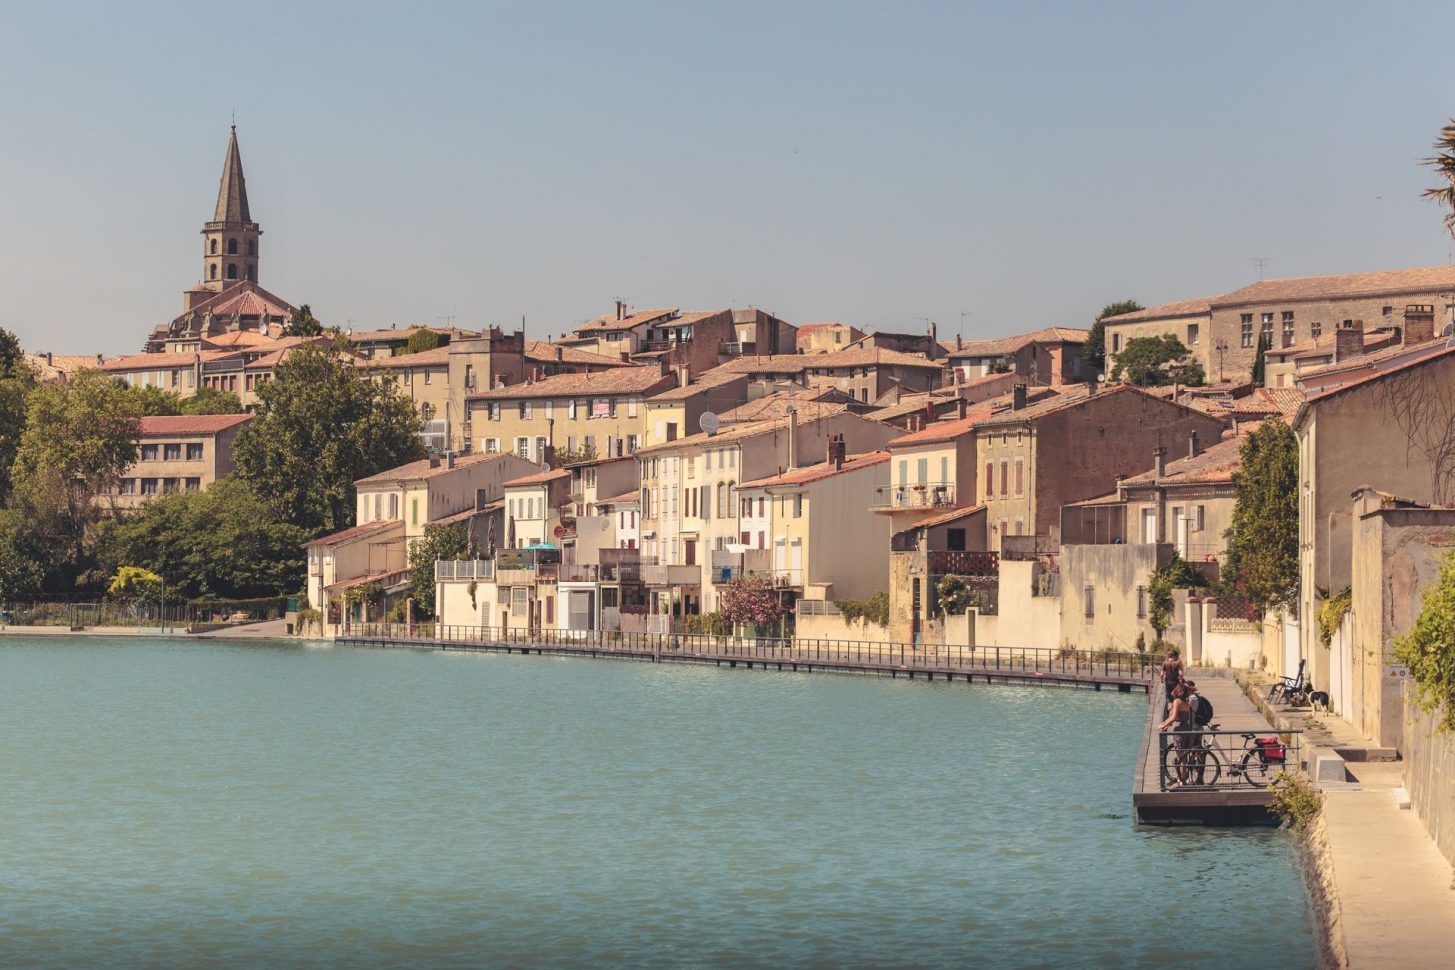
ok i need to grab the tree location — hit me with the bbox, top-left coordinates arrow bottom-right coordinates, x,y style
10,371 -> 141,585
1147,553 -> 1208,639
1110,334 -> 1205,386
550,443 -> 597,469
1421,118 -> 1455,237
233,341 -> 425,536
0,327 -> 37,505
406,521 -> 468,617
1251,332 -> 1270,387
402,326 -> 444,356
1085,299 -> 1143,376
180,386 -> 244,415
108,565 -> 162,603
94,478 -> 308,600
1221,419 -> 1299,614
718,575 -> 786,629
1393,551 -> 1455,731
284,304 -> 323,337
0,508 -> 48,600
118,383 -> 183,416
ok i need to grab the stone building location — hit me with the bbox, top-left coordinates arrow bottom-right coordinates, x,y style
107,414 -> 253,510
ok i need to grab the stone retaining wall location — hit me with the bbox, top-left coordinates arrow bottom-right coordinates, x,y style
1401,698 -> 1455,867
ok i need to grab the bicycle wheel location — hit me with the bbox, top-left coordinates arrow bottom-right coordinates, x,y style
1187,746 -> 1222,788
1241,748 -> 1278,788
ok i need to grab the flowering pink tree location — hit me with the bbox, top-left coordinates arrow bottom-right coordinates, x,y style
719,575 -> 786,630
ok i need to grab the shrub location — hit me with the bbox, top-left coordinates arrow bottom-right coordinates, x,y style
1393,551 -> 1455,731
1318,586 -> 1352,646
836,590 -> 890,627
1269,770 -> 1322,830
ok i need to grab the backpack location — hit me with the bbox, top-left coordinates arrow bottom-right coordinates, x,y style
1192,694 -> 1214,727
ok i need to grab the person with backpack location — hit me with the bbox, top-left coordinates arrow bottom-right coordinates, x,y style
1157,683 -> 1196,789
1182,680 -> 1214,785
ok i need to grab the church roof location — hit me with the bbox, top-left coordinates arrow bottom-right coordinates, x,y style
213,126 -> 252,225
173,280 -> 294,325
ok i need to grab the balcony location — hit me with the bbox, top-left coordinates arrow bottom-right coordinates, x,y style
709,548 -> 771,583
718,340 -> 755,356
435,559 -> 494,582
497,564 -> 557,585
558,561 -> 647,584
744,568 -> 803,588
927,550 -> 999,577
643,563 -> 701,586
1000,534 -> 1057,561
639,339 -> 681,353
870,483 -> 956,511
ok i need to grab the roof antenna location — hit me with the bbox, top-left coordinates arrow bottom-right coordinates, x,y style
1251,256 -> 1273,280
231,108 -> 236,130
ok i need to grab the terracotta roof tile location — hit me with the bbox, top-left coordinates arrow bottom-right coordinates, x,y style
303,519 -> 401,548
573,307 -> 680,334
138,414 -> 252,436
503,467 -> 571,487
1212,265 -> 1455,307
949,327 -> 1091,358
358,345 -> 452,368
524,341 -> 636,367
354,453 -> 517,487
1121,432 -> 1245,486
468,367 -> 673,401
1101,298 -> 1216,324
904,504 -> 987,530
739,452 -> 889,489
100,350 -> 233,371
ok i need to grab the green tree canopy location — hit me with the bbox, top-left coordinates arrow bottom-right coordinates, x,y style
0,327 -> 37,505
1147,553 -> 1209,638
1251,332 -> 1270,387
233,342 -> 425,536
1393,551 -> 1455,731
1084,299 -> 1143,377
95,478 -> 308,600
550,443 -> 598,469
285,304 -> 323,337
406,521 -> 469,617
108,565 -> 163,601
118,383 -> 184,416
1220,419 -> 1299,614
1110,334 -> 1205,387
180,386 -> 244,415
10,370 -> 141,585
402,326 -> 444,356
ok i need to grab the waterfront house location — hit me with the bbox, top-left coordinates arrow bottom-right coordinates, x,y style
107,413 -> 253,510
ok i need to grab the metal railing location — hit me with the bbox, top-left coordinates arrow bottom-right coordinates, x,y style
744,568 -> 803,587
435,559 -> 495,581
870,483 -> 957,509
342,622 -> 1161,682
927,550 -> 999,576
1158,727 -> 1303,792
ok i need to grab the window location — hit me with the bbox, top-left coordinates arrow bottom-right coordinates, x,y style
947,528 -> 966,551
898,460 -> 908,487
227,239 -> 238,255
389,494 -> 398,519
1261,312 -> 1274,338
726,481 -> 735,517
716,482 -> 727,518
485,438 -> 499,453
210,265 -> 218,280
119,479 -> 136,495
1084,585 -> 1095,620
757,497 -> 765,518
162,478 -> 180,494
210,239 -> 218,255
516,437 -> 530,458
226,263 -> 237,280
626,434 -> 638,453
519,401 -> 531,419
1112,333 -> 1121,354
535,437 -> 547,461
141,478 -> 158,495
1000,461 -> 1008,495
1282,311 -> 1295,345
1311,321 -> 1323,341
424,370 -> 432,385
793,494 -> 803,518
490,403 -> 501,421
1136,586 -> 1146,618
917,458 -> 928,485
1187,323 -> 1199,345
1240,314 -> 1254,348
163,443 -> 181,461
185,477 -> 201,491
985,462 -> 994,498
140,444 -> 159,461
1194,505 -> 1206,531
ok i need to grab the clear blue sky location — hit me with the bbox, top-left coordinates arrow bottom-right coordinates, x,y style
3,1 -> 1455,355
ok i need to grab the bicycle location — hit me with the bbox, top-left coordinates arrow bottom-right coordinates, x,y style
1161,724 -> 1289,789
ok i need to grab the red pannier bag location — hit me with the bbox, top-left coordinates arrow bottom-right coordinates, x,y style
1256,737 -> 1286,763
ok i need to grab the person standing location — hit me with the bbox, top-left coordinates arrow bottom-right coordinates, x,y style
1157,683 -> 1195,789
1160,648 -> 1185,715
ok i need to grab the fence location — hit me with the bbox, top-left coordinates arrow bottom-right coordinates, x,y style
1158,728 -> 1303,791
344,622 -> 1161,681
2,597 -> 287,632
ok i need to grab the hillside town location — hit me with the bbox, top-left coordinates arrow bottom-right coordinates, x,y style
9,124 -> 1455,881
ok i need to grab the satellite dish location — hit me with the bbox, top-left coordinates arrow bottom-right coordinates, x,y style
1442,322 -> 1455,338
699,412 -> 721,435
1097,372 -> 1107,383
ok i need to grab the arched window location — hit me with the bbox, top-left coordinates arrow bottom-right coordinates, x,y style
246,266 -> 256,281
227,239 -> 238,255
209,265 -> 218,280
210,239 -> 218,254
226,264 -> 237,280
727,480 -> 736,518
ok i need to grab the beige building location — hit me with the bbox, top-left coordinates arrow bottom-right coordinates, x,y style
641,371 -> 750,447
796,322 -> 864,354
501,467 -> 572,549
1104,265 -> 1455,385
108,414 -> 252,510
946,327 -> 1090,386
1292,344 -> 1455,708
636,411 -> 897,614
973,384 -> 1228,551
466,366 -> 674,463
735,445 -> 891,603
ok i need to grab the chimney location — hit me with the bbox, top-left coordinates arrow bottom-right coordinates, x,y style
1335,319 -> 1364,360
1153,446 -> 1166,479
956,334 -> 963,352
1189,430 -> 1201,458
555,345 -> 564,361
956,398 -> 968,420
616,300 -> 626,321
678,366 -> 690,388
927,320 -> 938,357
1012,383 -> 1028,411
43,352 -> 53,366
446,452 -> 456,469
429,456 -> 441,469
1403,304 -> 1436,346
786,405 -> 799,470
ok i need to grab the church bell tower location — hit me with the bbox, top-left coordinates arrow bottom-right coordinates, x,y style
200,125 -> 261,294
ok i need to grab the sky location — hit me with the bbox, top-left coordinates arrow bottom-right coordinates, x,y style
3,1 -> 1455,356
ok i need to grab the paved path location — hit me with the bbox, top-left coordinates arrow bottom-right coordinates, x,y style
1321,762 -> 1455,969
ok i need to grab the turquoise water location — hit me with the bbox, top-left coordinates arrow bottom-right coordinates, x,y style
0,638 -> 1314,968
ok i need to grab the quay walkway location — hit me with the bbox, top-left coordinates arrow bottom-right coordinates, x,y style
338,623 -> 1156,692
1133,671 -> 1302,825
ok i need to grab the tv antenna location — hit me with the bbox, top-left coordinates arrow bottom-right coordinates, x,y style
1251,257 -> 1274,280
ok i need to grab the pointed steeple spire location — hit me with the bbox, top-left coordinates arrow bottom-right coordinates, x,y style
213,125 -> 252,225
